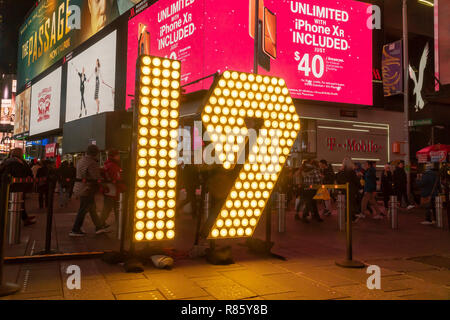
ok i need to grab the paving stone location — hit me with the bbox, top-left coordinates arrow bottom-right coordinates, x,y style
221,270 -> 291,296
60,260 -> 104,281
397,288 -> 450,300
195,276 -> 258,300
63,278 -> 115,300
115,290 -> 166,300
265,273 -> 348,300
239,261 -> 291,276
365,259 -> 438,273
295,268 -> 358,287
149,273 -> 208,300
260,291 -> 307,300
107,278 -> 157,295
18,263 -> 62,296
408,270 -> 450,286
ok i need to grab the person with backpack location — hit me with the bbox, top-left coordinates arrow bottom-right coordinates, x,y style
70,145 -> 109,237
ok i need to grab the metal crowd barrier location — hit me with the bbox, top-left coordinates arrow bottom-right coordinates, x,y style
306,184 -> 365,269
7,192 -> 23,245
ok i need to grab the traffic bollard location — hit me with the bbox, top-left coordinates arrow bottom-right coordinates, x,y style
435,196 -> 443,229
7,192 -> 23,245
390,195 -> 398,229
277,193 -> 286,233
337,193 -> 346,232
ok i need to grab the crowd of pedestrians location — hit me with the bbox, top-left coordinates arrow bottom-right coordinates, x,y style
0,144 -> 447,240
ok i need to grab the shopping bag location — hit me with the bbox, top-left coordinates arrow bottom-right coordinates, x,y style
313,187 -> 331,201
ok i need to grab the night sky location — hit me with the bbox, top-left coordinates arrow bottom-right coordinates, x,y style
0,0 -> 36,74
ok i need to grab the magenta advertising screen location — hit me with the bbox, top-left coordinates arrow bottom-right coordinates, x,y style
126,0 -> 372,109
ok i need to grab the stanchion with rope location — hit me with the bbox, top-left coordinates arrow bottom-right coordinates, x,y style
0,174 -> 21,297
335,183 -> 365,268
37,172 -> 60,255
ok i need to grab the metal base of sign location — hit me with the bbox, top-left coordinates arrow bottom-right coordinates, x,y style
335,259 -> 365,269
0,282 -> 20,297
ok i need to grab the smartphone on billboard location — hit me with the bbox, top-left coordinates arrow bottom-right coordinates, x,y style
249,0 -> 264,39
138,23 -> 151,55
258,21 -> 270,71
263,8 -> 276,59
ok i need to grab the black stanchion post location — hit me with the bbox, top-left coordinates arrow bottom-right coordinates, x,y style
119,192 -> 128,254
38,174 -> 59,255
336,183 -> 364,268
0,174 -> 20,297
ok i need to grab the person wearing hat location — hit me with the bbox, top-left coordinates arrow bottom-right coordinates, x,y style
70,144 -> 110,236
100,149 -> 125,227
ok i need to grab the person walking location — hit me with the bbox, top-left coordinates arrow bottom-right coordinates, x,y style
68,161 -> 76,199
381,164 -> 394,211
360,161 -> 383,219
36,160 -> 50,209
0,148 -> 36,226
100,149 -> 125,226
417,163 -> 440,225
70,145 -> 109,237
319,159 -> 335,216
31,160 -> 41,192
57,161 -> 72,207
300,160 -> 323,223
393,161 -> 408,208
336,158 -> 362,222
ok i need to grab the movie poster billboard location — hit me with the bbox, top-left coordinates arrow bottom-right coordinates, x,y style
14,87 -> 31,136
1,99 -> 15,125
65,30 -> 116,122
30,67 -> 62,135
17,0 -> 137,88
126,0 -> 373,109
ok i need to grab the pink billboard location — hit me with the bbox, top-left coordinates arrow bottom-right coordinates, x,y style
126,0 -> 372,109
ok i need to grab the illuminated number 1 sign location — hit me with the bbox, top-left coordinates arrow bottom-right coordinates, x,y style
202,71 -> 301,239
133,55 -> 181,242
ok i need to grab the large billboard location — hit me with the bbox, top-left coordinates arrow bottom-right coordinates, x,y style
435,0 -> 450,88
17,0 -> 137,89
30,67 -> 62,136
126,0 -> 372,109
14,87 -> 32,136
65,30 -> 116,122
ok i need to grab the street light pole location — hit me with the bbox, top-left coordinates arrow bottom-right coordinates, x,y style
402,0 -> 411,199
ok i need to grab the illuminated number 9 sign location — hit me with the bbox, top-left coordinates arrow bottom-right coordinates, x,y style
134,57 -> 300,242
202,71 -> 300,239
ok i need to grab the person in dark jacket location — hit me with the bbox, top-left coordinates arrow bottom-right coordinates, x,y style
361,161 -> 383,218
100,149 -> 125,226
336,158 -> 362,222
68,162 -> 77,198
58,161 -> 72,207
300,161 -> 323,223
70,145 -> 109,237
381,164 -> 394,210
393,161 -> 408,207
319,159 -> 335,216
0,148 -> 36,226
36,160 -> 50,209
417,163 -> 440,225
177,163 -> 200,218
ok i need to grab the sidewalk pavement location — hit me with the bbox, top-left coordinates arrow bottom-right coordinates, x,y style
1,194 -> 449,300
